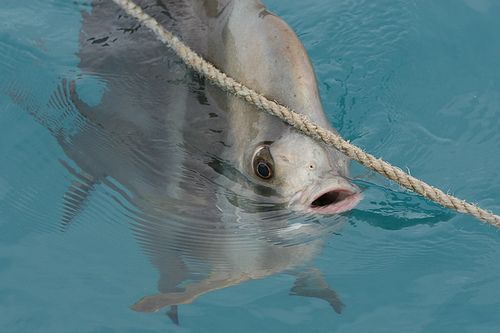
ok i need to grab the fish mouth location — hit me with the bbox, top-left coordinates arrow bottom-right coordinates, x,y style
307,187 -> 362,215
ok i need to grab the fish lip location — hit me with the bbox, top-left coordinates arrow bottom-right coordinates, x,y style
307,188 -> 362,215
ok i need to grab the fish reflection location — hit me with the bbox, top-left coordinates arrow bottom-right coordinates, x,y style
57,0 -> 362,320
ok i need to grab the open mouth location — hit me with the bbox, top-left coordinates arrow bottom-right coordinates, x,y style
309,189 -> 361,214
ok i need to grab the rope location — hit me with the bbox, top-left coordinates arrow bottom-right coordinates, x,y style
110,0 -> 500,227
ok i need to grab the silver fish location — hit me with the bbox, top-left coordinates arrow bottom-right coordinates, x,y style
58,0 -> 362,319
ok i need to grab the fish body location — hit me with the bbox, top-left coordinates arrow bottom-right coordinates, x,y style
63,0 -> 361,313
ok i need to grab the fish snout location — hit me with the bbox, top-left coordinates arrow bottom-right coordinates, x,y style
304,178 -> 362,215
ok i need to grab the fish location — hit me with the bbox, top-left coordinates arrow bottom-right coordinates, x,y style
54,0 -> 362,320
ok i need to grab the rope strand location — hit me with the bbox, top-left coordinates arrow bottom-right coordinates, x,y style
111,0 -> 500,227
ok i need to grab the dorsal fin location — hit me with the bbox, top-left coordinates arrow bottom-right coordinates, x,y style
59,159 -> 100,231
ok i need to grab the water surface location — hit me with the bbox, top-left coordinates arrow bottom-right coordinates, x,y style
1,0 -> 499,332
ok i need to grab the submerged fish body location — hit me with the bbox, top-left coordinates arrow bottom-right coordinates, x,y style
61,0 -> 361,313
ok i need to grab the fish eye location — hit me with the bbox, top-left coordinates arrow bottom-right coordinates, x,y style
256,161 -> 272,179
252,144 -> 275,180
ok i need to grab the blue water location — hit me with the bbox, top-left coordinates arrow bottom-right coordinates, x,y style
1,0 -> 500,332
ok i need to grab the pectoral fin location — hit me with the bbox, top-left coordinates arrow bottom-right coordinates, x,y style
290,268 -> 344,314
132,299 -> 179,325
131,290 -> 196,312
132,276 -> 246,312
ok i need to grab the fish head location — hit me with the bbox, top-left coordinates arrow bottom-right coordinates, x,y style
204,0 -> 362,216
245,128 -> 362,215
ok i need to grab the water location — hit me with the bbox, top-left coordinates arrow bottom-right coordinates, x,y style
1,0 -> 499,332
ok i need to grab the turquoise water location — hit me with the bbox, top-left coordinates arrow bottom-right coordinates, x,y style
1,0 -> 500,332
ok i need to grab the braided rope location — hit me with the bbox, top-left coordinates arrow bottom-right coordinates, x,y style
111,0 -> 500,227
